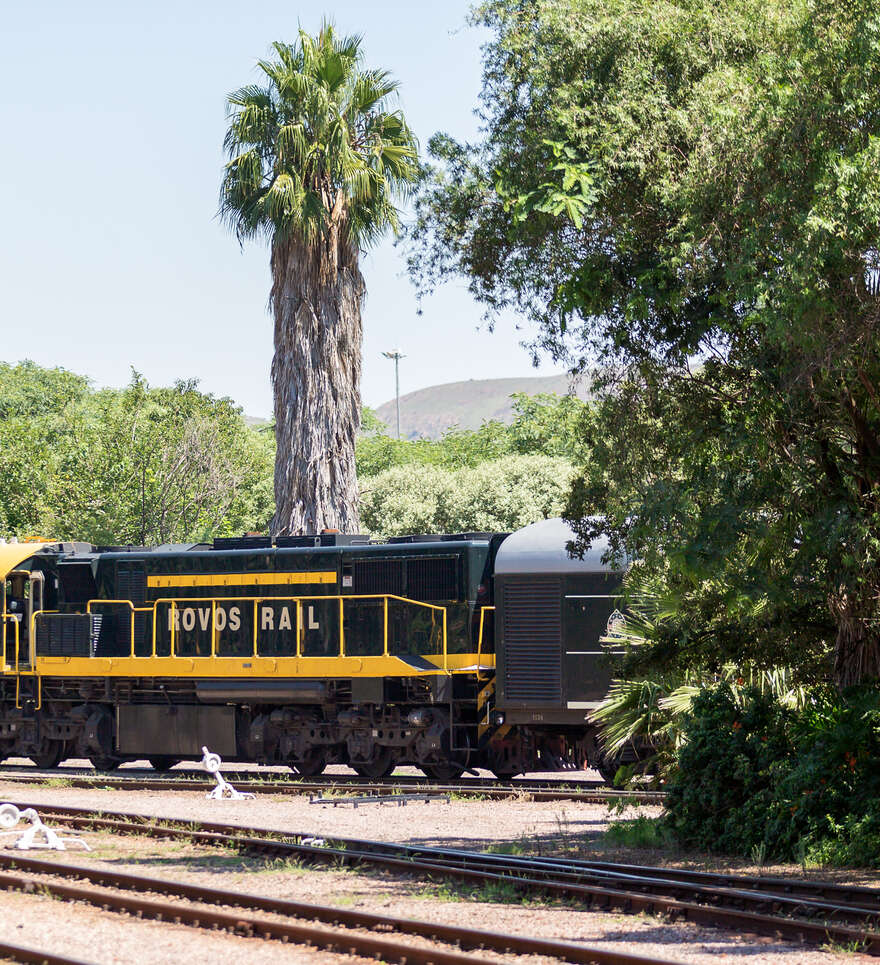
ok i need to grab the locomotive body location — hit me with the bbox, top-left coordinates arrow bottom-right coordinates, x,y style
0,519 -> 624,777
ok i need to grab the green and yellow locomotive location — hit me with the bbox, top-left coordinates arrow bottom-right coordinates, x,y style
0,518 -> 624,778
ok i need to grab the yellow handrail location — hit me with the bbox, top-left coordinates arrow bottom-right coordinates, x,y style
477,605 -> 495,682
85,599 -> 152,657
145,593 -> 448,665
1,614 -> 20,671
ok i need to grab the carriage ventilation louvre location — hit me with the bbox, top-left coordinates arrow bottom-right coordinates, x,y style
353,559 -> 405,596
502,578 -> 562,702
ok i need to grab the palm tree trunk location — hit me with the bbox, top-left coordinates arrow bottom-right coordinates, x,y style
269,235 -> 364,536
831,585 -> 880,687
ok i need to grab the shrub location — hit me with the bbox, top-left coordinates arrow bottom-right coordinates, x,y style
664,684 -> 880,866
358,454 -> 572,537
663,685 -> 794,857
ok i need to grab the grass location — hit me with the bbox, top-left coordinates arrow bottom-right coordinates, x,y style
821,938 -> 870,955
415,876 -> 552,907
256,856 -> 308,876
604,815 -> 674,850
484,837 -> 530,856
42,777 -> 74,788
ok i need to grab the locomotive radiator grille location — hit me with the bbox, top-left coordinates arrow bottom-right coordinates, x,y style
502,577 -> 562,702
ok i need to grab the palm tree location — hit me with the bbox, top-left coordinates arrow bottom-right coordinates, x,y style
220,25 -> 418,535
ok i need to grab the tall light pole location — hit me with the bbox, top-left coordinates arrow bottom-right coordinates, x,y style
381,350 -> 405,439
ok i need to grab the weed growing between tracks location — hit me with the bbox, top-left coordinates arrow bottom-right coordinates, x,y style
42,778 -> 74,789
820,937 -> 870,955
484,837 -> 530,855
605,816 -> 675,850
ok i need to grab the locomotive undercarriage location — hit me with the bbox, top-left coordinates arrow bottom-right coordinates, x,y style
0,675 -> 597,778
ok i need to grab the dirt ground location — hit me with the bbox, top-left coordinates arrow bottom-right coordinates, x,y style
0,763 -> 875,965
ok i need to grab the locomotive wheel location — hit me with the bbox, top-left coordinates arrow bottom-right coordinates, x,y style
422,731 -> 468,781
490,768 -> 520,781
148,756 -> 181,771
90,755 -> 121,771
30,740 -> 64,769
351,748 -> 394,779
292,750 -> 327,777
422,761 -> 465,781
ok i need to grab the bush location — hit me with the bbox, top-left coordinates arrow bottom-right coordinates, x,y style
663,685 -> 794,857
359,454 -> 572,537
664,685 -> 880,866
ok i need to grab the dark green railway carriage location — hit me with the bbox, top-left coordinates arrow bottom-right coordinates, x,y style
0,521 -> 627,778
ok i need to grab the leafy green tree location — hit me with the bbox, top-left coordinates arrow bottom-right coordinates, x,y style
0,362 -> 91,536
410,0 -> 880,685
0,363 -> 273,545
356,392 -> 587,476
221,25 -> 418,536
53,375 -> 273,545
359,454 -> 572,537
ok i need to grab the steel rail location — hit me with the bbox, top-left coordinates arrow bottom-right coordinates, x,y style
16,802 -> 880,954
0,764 -> 614,789
357,842 -> 880,913
0,940 -> 97,965
527,856 -> 880,909
0,770 -> 664,804
21,798 -> 879,908
0,853 -> 679,965
0,867 -> 495,965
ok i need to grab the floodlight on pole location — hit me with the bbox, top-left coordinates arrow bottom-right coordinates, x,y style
381,351 -> 406,439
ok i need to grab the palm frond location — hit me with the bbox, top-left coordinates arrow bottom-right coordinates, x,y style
220,24 -> 418,250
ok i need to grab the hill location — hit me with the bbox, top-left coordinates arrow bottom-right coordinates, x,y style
374,374 -> 589,439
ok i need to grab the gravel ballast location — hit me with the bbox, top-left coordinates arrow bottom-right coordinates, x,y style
0,772 -> 874,964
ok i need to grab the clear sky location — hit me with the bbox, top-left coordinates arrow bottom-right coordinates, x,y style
0,1 -> 564,418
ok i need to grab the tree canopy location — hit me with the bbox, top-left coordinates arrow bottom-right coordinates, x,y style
409,0 -> 880,685
0,363 -> 273,545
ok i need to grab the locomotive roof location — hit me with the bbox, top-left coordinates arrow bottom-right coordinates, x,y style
52,532 -> 497,564
494,518 -> 624,575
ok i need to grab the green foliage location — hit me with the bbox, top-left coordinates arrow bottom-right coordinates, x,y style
221,24 -> 418,249
410,0 -> 880,685
664,686 -> 880,866
0,364 -> 583,544
356,393 -> 588,478
605,816 -> 673,851
664,686 -> 795,857
0,362 -> 273,545
359,454 -> 572,537
591,566 -> 809,777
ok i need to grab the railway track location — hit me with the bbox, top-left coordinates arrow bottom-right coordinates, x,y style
0,939 -> 97,965
0,851 -> 678,965
0,767 -> 665,805
13,800 -> 880,954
